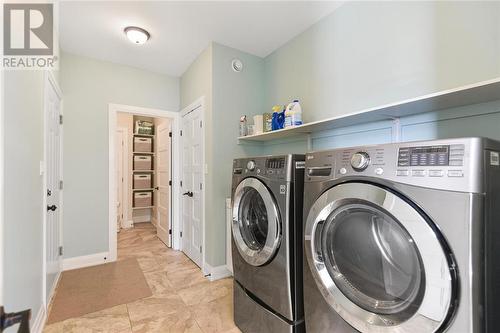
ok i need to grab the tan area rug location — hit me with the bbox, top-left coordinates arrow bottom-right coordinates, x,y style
47,258 -> 152,324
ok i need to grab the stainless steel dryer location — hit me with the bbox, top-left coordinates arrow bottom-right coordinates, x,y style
303,138 -> 500,333
231,155 -> 305,333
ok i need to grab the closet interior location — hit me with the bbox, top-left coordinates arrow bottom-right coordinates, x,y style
116,112 -> 172,247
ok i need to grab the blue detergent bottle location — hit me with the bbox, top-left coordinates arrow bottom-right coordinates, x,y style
271,105 -> 285,130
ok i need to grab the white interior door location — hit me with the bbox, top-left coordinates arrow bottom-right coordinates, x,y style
181,107 -> 203,267
45,77 -> 62,304
156,119 -> 172,247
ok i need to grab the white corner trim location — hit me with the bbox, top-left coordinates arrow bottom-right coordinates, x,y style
205,264 -> 233,281
62,252 -> 110,271
31,304 -> 46,333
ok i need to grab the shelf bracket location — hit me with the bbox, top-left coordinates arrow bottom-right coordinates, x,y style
306,133 -> 313,151
389,117 -> 401,143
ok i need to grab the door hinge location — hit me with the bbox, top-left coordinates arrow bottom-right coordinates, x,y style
200,183 -> 203,190
180,180 -> 183,187
168,229 -> 172,235
59,114 -> 63,125
180,130 -> 183,136
199,245 -> 202,253
169,180 -> 172,186
200,120 -> 202,128
180,231 -> 183,238
59,246 -> 63,256
169,132 -> 172,138
59,180 -> 63,190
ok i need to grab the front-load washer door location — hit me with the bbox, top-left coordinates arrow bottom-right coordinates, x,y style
232,177 -> 281,267
304,182 -> 457,333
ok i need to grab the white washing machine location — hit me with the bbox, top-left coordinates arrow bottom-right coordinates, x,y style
302,137 -> 500,333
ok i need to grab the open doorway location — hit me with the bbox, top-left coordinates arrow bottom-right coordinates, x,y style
108,104 -> 180,261
115,113 -> 173,246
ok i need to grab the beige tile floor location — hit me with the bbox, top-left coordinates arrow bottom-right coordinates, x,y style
44,223 -> 242,333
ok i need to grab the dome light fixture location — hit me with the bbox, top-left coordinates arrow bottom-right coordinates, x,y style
124,26 -> 150,45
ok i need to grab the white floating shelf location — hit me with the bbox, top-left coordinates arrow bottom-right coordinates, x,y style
133,188 -> 155,191
133,170 -> 154,173
239,77 -> 500,142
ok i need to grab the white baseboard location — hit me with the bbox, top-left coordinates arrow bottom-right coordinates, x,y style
205,264 -> 232,281
31,305 -> 46,333
47,270 -> 61,305
62,252 -> 110,271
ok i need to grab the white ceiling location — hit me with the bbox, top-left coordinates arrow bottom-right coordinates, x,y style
59,1 -> 342,77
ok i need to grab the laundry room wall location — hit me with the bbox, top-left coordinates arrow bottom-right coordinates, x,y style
60,52 -> 179,260
180,42 -> 264,268
3,70 -> 46,330
256,1 -> 500,154
210,42 -> 264,267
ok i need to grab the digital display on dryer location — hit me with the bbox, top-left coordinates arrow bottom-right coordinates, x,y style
266,158 -> 285,169
398,145 -> 450,166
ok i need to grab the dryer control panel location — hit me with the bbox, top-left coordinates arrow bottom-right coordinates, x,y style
305,138 -> 489,193
397,144 -> 464,167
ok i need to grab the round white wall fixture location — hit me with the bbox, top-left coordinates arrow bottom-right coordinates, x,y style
124,26 -> 150,45
232,59 -> 243,72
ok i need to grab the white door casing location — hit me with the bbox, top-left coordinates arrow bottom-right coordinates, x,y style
108,103 -> 181,262
44,72 -> 63,305
156,119 -> 172,246
180,104 -> 204,268
116,128 -> 128,231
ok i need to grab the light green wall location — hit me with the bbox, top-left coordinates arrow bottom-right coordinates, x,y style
180,43 -> 264,266
60,52 -> 179,258
3,71 -> 45,328
264,1 -> 500,123
256,1 -> 500,156
210,43 -> 264,266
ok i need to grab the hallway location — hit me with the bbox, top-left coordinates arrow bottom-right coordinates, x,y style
44,224 -> 240,333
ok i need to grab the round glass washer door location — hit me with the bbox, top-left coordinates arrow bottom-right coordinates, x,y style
305,182 -> 456,333
232,177 -> 281,266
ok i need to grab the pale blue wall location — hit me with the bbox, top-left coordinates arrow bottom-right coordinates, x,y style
3,71 -> 45,331
256,1 -> 500,155
60,52 -> 179,258
264,1 -> 500,123
210,43 -> 264,265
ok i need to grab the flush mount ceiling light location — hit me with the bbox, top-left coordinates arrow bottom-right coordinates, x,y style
232,59 -> 243,72
124,26 -> 150,45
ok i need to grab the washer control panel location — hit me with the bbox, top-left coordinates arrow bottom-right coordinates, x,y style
232,156 -> 292,181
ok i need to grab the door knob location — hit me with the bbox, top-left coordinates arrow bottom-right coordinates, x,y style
182,191 -> 193,197
47,205 -> 57,211
154,186 -> 159,190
